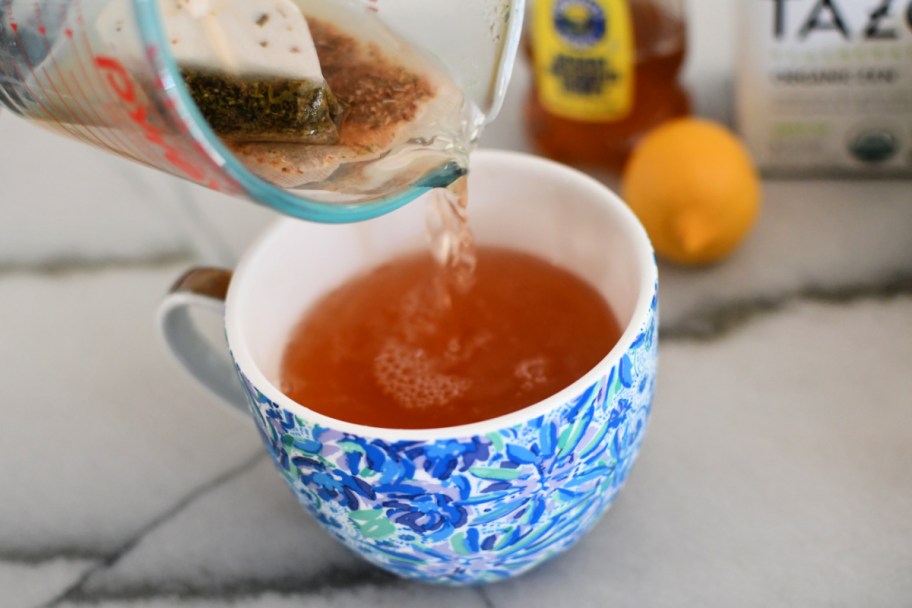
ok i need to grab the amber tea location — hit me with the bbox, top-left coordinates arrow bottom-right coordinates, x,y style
279,245 -> 622,429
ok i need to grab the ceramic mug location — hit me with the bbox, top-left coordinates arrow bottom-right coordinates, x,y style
158,150 -> 658,584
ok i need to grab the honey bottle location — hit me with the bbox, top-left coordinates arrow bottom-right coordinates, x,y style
526,0 -> 689,174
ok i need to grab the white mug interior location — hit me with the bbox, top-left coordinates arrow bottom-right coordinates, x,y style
226,149 -> 656,439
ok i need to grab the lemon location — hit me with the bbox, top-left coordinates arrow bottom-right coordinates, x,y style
622,118 -> 761,265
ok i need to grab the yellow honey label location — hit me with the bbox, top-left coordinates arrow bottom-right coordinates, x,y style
532,0 -> 634,121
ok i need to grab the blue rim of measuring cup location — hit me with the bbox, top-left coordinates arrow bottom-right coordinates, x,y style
131,0 -> 460,224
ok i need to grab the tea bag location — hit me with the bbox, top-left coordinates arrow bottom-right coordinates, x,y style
91,0 -> 470,201
226,8 -> 469,199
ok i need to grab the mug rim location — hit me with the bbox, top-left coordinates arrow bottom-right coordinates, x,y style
225,149 -> 657,441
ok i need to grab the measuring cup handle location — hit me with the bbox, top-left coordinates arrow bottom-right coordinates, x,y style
157,267 -> 248,416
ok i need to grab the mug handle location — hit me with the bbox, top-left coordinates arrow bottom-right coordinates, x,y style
157,267 -> 249,416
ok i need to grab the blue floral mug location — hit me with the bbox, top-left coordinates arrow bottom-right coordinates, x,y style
158,150 -> 658,584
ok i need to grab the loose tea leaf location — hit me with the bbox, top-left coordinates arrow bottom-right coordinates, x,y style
182,70 -> 345,144
224,18 -> 443,192
310,18 -> 433,145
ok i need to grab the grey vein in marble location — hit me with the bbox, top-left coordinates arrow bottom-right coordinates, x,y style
660,270 -> 912,340
55,584 -> 490,608
0,252 -> 194,278
68,459 -> 380,602
0,268 -> 262,560
656,182 -> 912,330
42,452 -> 267,608
0,559 -> 96,608
0,116 -> 194,268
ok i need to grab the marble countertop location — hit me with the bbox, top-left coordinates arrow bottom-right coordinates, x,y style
2,2 -> 911,606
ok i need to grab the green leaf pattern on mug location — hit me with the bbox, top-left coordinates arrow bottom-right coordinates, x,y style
350,508 -> 396,540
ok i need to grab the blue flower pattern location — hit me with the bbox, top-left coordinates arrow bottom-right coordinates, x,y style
239,287 -> 657,584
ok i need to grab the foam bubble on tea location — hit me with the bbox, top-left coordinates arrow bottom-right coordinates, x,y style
373,338 -> 472,411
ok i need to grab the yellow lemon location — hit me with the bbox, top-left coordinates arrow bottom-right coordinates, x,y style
622,118 -> 761,265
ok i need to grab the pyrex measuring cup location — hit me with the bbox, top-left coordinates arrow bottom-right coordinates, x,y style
0,0 -> 523,222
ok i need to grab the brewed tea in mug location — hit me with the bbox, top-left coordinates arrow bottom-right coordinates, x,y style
280,246 -> 622,429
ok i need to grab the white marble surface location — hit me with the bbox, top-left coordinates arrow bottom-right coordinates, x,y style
2,1 -> 911,606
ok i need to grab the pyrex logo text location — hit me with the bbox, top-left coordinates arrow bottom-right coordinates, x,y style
94,55 -> 220,189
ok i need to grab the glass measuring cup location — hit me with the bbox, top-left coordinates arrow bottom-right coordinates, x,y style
0,0 -> 523,222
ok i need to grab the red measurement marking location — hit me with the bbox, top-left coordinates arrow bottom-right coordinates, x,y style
146,44 -> 233,192
38,25 -> 45,35
71,1 -> 149,162
64,28 -> 73,38
94,55 -> 219,188
33,3 -> 115,153
4,3 -> 84,142
34,0 -> 119,153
